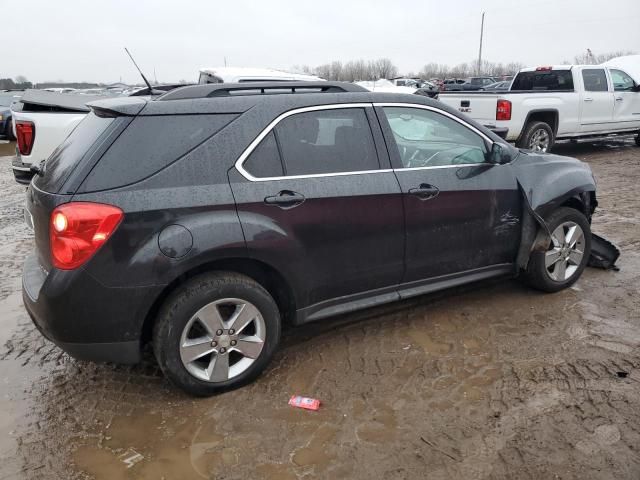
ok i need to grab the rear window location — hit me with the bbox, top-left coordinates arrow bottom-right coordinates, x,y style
79,113 -> 237,192
34,112 -> 115,193
511,70 -> 574,91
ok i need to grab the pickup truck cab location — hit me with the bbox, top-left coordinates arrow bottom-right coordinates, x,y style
439,64 -> 640,151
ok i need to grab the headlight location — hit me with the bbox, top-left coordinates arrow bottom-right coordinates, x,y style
0,114 -> 4,121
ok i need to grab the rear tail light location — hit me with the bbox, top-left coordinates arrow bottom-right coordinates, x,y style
50,202 -> 123,270
496,99 -> 512,121
16,121 -> 36,156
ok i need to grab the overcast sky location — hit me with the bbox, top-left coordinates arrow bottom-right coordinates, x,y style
2,0 -> 639,84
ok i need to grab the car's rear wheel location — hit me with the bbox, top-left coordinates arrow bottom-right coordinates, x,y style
524,207 -> 591,293
635,132 -> 640,147
153,272 -> 281,396
517,121 -> 554,153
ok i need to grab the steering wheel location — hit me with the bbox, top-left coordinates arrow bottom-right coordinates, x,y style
406,149 -> 429,168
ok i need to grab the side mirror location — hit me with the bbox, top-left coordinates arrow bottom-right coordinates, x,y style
488,142 -> 512,164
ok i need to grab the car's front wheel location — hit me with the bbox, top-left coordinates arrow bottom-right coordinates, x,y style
153,272 -> 281,396
524,207 -> 592,293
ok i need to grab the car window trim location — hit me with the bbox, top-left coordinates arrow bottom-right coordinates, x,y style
236,103 -> 385,181
235,102 -> 496,182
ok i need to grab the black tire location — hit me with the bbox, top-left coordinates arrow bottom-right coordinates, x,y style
635,132 -> 640,147
516,121 -> 554,152
523,207 -> 592,293
152,272 -> 281,396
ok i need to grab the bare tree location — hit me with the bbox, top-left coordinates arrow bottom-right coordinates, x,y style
370,58 -> 398,80
574,50 -> 636,65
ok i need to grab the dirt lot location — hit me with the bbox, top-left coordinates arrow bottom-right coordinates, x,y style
0,138 -> 639,480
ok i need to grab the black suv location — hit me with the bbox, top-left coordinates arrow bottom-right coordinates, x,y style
23,82 -> 598,395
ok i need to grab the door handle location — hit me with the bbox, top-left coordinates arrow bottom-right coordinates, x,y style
408,184 -> 440,200
264,190 -> 305,209
615,97 -> 623,102
584,98 -> 593,102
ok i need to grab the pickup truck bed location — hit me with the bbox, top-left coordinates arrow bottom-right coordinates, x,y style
11,91 -> 100,184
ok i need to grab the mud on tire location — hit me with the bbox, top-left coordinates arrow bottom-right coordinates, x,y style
517,121 -> 554,152
152,272 -> 281,396
523,207 -> 592,293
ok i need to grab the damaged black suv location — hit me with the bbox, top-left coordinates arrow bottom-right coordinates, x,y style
23,82 -> 605,395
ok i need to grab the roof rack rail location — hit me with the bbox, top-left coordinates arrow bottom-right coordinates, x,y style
158,81 -> 367,101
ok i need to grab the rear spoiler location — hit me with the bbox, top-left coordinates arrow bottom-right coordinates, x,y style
87,97 -> 147,117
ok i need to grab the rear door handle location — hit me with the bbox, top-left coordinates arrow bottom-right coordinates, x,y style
615,97 -> 623,102
264,190 -> 305,209
408,184 -> 440,200
584,98 -> 594,102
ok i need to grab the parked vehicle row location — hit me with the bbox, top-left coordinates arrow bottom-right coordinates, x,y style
22,80 -> 602,395
439,62 -> 640,151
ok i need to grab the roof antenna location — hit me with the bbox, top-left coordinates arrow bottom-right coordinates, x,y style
124,47 -> 158,93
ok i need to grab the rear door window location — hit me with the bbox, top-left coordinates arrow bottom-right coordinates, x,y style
274,108 -> 380,176
34,112 -> 115,193
582,69 -> 609,92
511,70 -> 574,91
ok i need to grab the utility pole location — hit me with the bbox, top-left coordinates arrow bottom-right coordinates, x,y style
478,11 -> 485,75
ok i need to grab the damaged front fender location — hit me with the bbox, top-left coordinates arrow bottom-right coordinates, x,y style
512,152 -> 619,270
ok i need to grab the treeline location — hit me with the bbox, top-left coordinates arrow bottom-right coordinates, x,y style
570,50 -> 635,65
294,50 -> 636,81
294,58 -> 527,81
0,76 -> 32,89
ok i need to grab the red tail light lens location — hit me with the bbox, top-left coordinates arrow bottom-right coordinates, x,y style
16,121 -> 36,156
496,99 -> 512,121
50,202 -> 123,270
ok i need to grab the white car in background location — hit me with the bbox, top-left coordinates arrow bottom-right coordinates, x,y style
197,67 -> 323,84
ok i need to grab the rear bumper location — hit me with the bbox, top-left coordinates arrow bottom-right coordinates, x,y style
487,126 -> 509,139
12,156 -> 34,185
22,253 -> 164,364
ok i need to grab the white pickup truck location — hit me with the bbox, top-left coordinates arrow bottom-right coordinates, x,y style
438,60 -> 640,152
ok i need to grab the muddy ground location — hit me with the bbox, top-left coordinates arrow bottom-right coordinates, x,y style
0,138 -> 639,480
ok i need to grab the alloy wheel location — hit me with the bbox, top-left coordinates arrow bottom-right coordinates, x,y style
529,128 -> 550,152
179,298 -> 266,382
544,221 -> 585,282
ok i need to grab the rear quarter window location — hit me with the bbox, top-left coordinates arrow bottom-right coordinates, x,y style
79,114 -> 237,192
34,112 -> 115,193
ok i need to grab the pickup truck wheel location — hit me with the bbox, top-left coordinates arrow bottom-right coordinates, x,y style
635,132 -> 640,147
152,272 -> 281,396
523,207 -> 591,293
517,121 -> 554,153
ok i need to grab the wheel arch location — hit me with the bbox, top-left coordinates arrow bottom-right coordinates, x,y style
140,257 -> 297,344
520,109 -> 560,140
